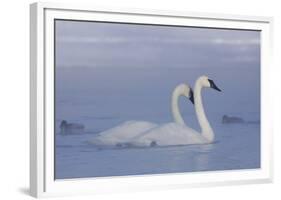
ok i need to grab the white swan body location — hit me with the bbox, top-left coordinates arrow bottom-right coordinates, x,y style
88,120 -> 157,146
130,76 -> 221,147
88,84 -> 193,146
129,122 -> 208,147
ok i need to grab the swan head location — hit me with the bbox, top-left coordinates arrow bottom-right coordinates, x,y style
199,75 -> 221,92
176,84 -> 194,104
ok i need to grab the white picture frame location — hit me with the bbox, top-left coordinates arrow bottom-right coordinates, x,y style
30,2 -> 273,198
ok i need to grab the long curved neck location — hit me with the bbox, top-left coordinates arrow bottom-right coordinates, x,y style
194,81 -> 214,142
171,88 -> 185,126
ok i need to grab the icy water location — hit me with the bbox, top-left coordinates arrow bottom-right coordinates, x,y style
55,67 -> 260,179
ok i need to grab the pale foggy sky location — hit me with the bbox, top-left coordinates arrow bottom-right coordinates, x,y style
55,20 -> 260,69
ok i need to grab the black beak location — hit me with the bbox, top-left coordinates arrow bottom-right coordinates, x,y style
189,89 -> 194,104
208,79 -> 221,92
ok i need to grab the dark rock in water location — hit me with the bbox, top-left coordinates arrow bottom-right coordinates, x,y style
60,120 -> 85,134
116,142 -> 133,148
222,115 -> 244,124
150,141 -> 157,147
116,143 -> 123,148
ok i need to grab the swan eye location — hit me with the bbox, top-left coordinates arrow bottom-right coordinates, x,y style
208,79 -> 221,92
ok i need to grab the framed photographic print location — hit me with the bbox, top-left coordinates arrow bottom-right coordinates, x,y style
30,2 -> 273,198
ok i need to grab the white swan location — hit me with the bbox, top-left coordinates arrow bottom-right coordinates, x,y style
129,75 -> 221,147
88,83 -> 194,146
